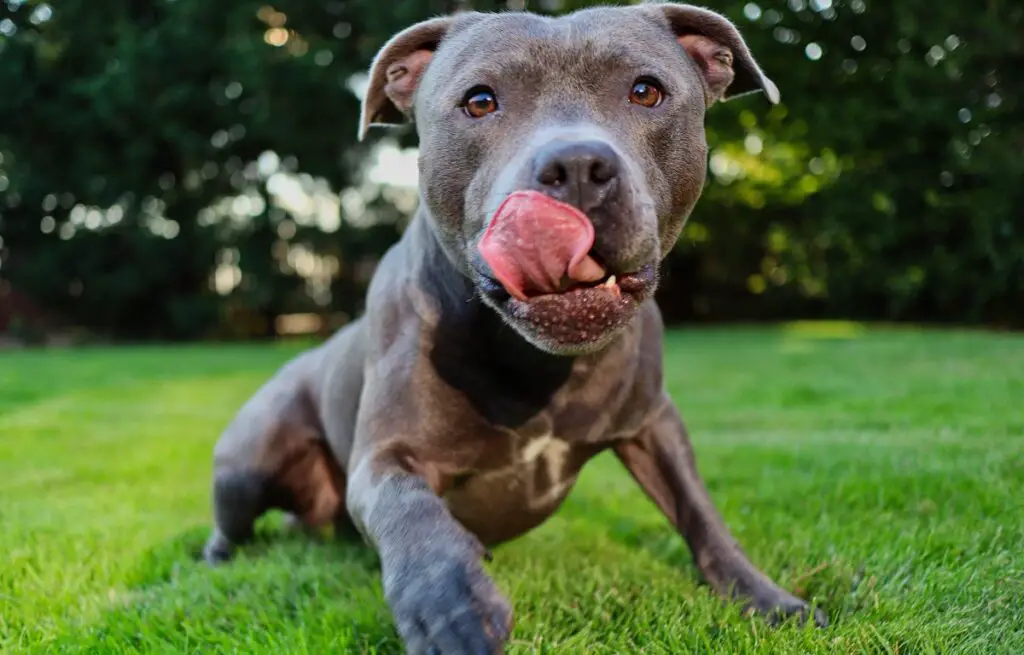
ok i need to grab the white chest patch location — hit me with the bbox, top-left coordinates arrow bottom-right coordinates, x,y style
521,434 -> 569,465
519,434 -> 573,508
449,434 -> 577,512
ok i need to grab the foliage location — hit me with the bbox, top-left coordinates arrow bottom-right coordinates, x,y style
0,0 -> 458,339
682,0 -> 1024,327
0,0 -> 1022,340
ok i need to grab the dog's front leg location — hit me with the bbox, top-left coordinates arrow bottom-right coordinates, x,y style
614,396 -> 828,627
347,455 -> 514,655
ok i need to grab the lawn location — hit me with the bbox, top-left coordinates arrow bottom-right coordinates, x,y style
1,324 -> 1022,654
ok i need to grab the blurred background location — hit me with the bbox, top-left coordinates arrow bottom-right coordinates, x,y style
0,0 -> 1021,346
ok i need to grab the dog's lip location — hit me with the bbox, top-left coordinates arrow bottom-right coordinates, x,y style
478,262 -> 656,303
473,261 -> 656,350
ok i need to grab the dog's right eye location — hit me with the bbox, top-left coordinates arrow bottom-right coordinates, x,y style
461,87 -> 499,118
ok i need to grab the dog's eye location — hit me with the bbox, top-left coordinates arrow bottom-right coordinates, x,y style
462,87 -> 498,118
629,79 -> 664,108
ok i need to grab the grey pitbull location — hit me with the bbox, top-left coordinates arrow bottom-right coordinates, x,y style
203,2 -> 826,652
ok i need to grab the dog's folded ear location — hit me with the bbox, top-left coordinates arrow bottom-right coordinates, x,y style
643,2 -> 780,106
358,16 -> 458,141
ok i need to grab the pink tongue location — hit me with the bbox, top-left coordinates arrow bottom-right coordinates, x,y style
477,191 -> 606,301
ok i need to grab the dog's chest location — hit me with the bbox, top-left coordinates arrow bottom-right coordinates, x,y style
437,356 -> 648,544
441,433 -> 587,545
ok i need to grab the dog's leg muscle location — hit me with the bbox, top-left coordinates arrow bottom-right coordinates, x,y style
203,350 -> 345,565
614,395 -> 828,627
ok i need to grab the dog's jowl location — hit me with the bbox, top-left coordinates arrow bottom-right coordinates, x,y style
203,3 -> 824,653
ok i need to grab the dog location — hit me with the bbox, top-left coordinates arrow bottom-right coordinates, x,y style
203,3 -> 826,652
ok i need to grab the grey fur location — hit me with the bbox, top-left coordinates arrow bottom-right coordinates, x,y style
205,5 -> 823,654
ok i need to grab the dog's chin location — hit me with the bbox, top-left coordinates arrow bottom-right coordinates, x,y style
476,263 -> 658,356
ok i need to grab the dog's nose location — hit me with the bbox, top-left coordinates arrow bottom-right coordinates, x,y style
533,140 -> 620,210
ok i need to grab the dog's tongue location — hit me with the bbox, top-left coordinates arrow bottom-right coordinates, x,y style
477,191 -> 606,301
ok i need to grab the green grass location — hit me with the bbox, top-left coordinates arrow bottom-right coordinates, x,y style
2,324 -> 1022,654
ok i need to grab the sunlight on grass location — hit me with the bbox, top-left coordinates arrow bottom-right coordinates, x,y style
780,320 -> 868,340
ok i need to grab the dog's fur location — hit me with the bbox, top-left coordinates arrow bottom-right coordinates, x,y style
204,4 -> 823,653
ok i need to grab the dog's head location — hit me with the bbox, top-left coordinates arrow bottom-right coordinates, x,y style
359,2 -> 778,355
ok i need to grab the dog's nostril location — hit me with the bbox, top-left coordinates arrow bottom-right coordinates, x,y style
537,161 -> 568,187
589,158 -> 617,185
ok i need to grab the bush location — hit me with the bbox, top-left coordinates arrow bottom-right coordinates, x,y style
1,0 -> 1021,338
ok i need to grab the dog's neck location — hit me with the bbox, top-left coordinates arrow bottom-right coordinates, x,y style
405,209 -> 578,418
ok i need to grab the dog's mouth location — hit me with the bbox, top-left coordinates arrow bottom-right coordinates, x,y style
474,190 -> 656,350
477,261 -> 656,352
478,262 -> 654,303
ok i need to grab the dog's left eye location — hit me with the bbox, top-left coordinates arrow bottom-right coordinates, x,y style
461,86 -> 499,118
629,78 -> 664,108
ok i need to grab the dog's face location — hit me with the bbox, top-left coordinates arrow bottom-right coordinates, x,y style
360,3 -> 778,355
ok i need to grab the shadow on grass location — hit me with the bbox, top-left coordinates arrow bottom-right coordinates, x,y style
562,491 -> 702,578
562,490 -> 876,629
44,500 -> 874,654
42,517 -> 403,654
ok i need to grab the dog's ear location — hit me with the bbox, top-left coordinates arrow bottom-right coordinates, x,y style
358,16 -> 458,141
645,2 -> 780,106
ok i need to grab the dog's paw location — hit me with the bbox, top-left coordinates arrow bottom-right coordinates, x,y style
384,549 -> 513,655
746,592 -> 828,628
202,530 -> 236,566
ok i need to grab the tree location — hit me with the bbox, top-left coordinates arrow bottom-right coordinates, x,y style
0,0 -> 456,340
1,0 -> 1022,341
